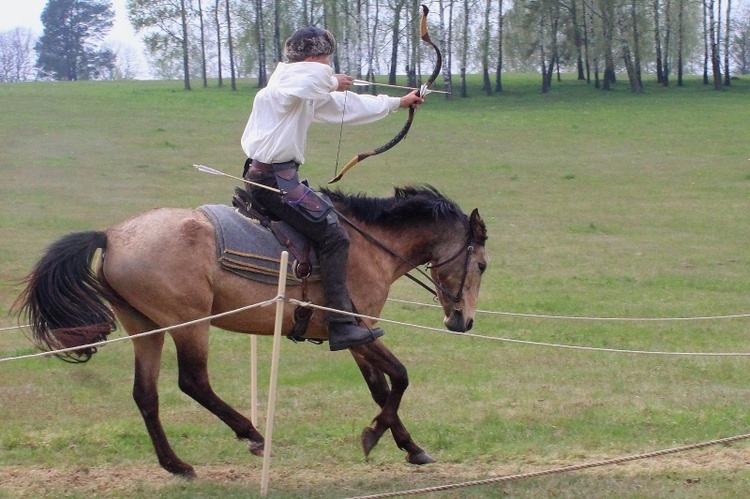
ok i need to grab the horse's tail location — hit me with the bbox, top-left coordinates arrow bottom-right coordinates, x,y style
13,231 -> 116,363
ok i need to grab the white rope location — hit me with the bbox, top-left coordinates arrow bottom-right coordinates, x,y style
0,325 -> 26,332
3,299 -> 748,336
288,299 -> 750,357
0,297 -> 278,364
387,298 -> 750,322
5,295 -> 750,364
347,432 -> 750,498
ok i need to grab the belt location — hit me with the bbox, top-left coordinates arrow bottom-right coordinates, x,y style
250,159 -> 297,172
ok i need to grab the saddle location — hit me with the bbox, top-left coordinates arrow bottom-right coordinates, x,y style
197,188 -> 321,343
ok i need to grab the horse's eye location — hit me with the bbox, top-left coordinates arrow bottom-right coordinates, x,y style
478,262 -> 487,274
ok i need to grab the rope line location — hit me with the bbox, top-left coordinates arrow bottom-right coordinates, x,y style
0,325 -> 25,332
387,298 -> 750,321
5,295 -> 750,363
288,299 -> 750,357
347,432 -> 750,499
3,298 -> 749,335
0,297 -> 278,364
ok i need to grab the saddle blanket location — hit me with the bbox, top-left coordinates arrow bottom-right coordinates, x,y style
199,204 -> 320,285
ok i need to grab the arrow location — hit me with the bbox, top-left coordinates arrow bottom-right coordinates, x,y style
351,79 -> 449,95
193,164 -> 284,194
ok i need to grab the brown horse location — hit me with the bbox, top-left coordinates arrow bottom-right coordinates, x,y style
14,185 -> 488,477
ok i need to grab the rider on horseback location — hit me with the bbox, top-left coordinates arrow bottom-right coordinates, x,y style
240,26 -> 424,351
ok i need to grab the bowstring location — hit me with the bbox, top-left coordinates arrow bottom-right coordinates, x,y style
332,11 -> 421,177
334,89 -> 348,177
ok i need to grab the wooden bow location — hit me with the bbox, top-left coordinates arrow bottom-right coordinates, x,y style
328,4 -> 443,184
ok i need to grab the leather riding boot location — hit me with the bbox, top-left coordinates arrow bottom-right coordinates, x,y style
321,242 -> 384,351
328,322 -> 384,351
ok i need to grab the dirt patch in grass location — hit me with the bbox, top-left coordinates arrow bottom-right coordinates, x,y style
3,447 -> 750,497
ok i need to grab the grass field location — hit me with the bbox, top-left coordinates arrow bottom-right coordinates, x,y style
1,74 -> 750,497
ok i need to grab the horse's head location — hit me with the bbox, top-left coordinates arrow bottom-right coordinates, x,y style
429,209 -> 488,332
322,185 -> 488,331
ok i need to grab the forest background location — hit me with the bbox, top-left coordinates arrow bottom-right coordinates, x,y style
2,0 -> 750,95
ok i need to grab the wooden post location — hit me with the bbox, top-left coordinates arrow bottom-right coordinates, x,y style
261,251 -> 288,495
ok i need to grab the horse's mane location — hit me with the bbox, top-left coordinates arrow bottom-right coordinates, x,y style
320,185 -> 466,228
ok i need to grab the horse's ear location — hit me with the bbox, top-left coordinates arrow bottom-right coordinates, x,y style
469,209 -> 487,243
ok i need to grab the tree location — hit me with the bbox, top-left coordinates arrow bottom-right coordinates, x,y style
495,0 -> 504,92
35,0 -> 115,80
214,0 -> 223,86
438,0 -> 455,97
723,0 -> 732,85
731,6 -> 750,74
458,0 -> 471,97
197,0 -> 208,87
225,0 -> 237,90
705,0 -> 723,88
0,28 -> 36,82
128,0 -> 192,90
480,0 -> 494,94
387,0 -> 407,84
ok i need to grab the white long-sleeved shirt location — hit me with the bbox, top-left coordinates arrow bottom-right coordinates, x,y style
241,61 -> 401,165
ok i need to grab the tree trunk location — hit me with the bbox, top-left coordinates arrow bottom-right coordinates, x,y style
365,0 -> 380,87
408,0 -> 418,87
723,0 -> 732,85
253,0 -> 265,88
708,0 -> 723,88
601,0 -> 616,90
197,0 -> 207,88
572,0 -> 585,80
388,0 -> 403,84
581,0 -> 591,83
587,0 -> 600,88
619,8 -> 643,93
663,0 -> 671,86
495,0 -> 503,92
460,0 -> 470,97
225,0 -> 236,90
677,0 -> 684,85
631,0 -> 642,88
214,0 -> 223,88
702,0 -> 709,83
274,0 -> 282,65
481,0 -> 493,95
180,0 -> 191,90
356,0 -> 364,80
654,0 -> 664,84
540,13 -> 549,93
438,0 -> 453,97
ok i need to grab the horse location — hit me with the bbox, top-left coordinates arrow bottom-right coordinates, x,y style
14,185 -> 488,478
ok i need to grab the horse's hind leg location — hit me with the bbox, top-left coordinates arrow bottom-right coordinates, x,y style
118,306 -> 196,477
351,345 -> 435,465
171,327 -> 266,457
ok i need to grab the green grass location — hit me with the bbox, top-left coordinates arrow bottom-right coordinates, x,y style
2,74 -> 750,497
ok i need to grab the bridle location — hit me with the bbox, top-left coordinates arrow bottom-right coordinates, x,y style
425,237 -> 475,304
334,209 -> 476,305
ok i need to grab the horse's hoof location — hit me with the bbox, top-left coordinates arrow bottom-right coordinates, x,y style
361,427 -> 380,458
407,451 -> 436,465
248,440 -> 274,457
164,461 -> 196,479
179,468 -> 197,480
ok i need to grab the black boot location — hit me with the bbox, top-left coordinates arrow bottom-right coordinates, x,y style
328,321 -> 384,351
300,220 -> 385,350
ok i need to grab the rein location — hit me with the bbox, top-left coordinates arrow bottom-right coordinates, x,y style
333,209 -> 474,304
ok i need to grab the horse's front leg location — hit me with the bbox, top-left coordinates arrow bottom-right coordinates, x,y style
351,343 -> 435,465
